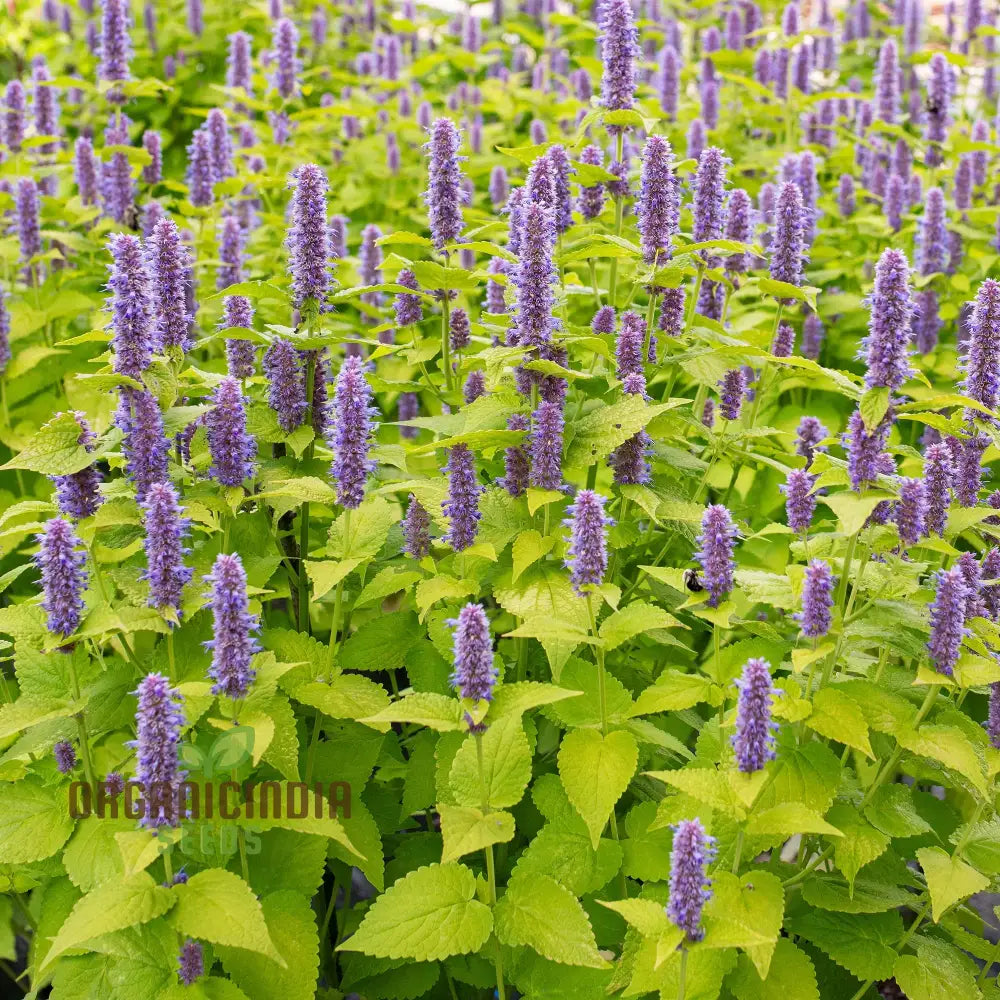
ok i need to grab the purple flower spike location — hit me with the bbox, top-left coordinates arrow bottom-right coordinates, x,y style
146,219 -> 193,353
667,818 -> 716,942
659,288 -> 685,337
838,175 -> 856,217
529,399 -> 565,491
875,39 -> 900,123
923,442 -> 953,536
449,603 -> 497,704
545,145 -> 574,235
957,551 -> 986,619
443,444 -> 482,551
844,409 -> 890,491
424,118 -> 466,250
216,215 -> 244,291
500,415 -> 530,498
718,369 -> 747,421
186,128 -> 214,207
107,233 -> 154,379
895,477 -> 927,544
99,0 -> 133,96
955,433 -> 988,508
263,339 -> 307,432
924,54 -> 952,163
131,672 -> 185,828
485,259 -> 507,314
927,566 -> 967,675
981,548 -> 1000,620
724,189 -> 753,274
918,188 -> 948,276
205,109 -> 234,183
16,179 -> 41,276
564,490 -> 613,595
178,941 -> 203,986
272,17 -> 300,98
463,371 -> 486,404
796,418 -> 828,467
35,517 -> 88,639
782,468 -> 817,533
287,163 -> 330,310
659,44 -> 680,118
798,560 -> 834,638
578,145 -> 607,220
3,80 -> 26,152
222,296 -> 256,380
204,553 -> 259,700
489,166 -> 509,212
512,202 -> 558,349
117,389 -> 169,501
206,377 -> 256,487
394,269 -> 423,327
54,740 -> 77,774
695,504 -> 737,607
449,308 -> 471,351
637,135 -> 680,266
74,137 -> 99,205
141,482 -> 193,620
802,314 -> 825,360
599,0 -> 638,127
398,392 -> 419,440
988,684 -> 1000,748
593,306 -> 617,336
771,322 -> 795,357
732,658 -> 778,773
227,31 -> 253,95
403,496 -> 432,558
692,147 -> 728,249
141,130 -> 162,185
615,311 -> 646,380
329,356 -> 377,509
52,413 -> 102,520
770,181 -> 806,290
960,279 -> 1000,415
862,248 -> 914,391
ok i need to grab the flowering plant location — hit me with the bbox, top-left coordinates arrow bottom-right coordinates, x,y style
0,0 -> 999,998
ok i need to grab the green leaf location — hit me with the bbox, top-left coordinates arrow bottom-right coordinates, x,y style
597,898 -> 676,938
916,846 -> 990,922
295,674 -> 391,723
785,909 -> 902,981
338,862 -> 492,961
170,869 -> 284,964
819,493 -> 893,535
825,804 -> 890,891
305,558 -> 363,600
415,575 -> 478,617
950,816 -> 1000,874
630,671 -> 720,716
565,396 -> 678,468
340,612 -> 423,672
361,691 -> 463,731
806,688 -> 874,758
862,784 -> 932,838
450,712 -> 532,809
896,724 -> 988,796
700,871 -> 784,978
439,805 -> 516,863
598,601 -> 680,651
559,728 -> 638,848
328,496 -> 397,559
512,529 -> 555,583
409,260 -> 480,291
42,872 -> 175,969
893,936 -> 982,1000
354,568 -> 423,609
0,778 -> 74,863
646,766 -> 747,819
218,891 -> 320,1000
727,938 -> 820,1000
494,874 -> 608,969
2,411 -> 105,475
859,386 -> 891,432
746,802 -> 843,838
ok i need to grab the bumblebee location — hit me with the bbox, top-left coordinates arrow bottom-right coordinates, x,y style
683,568 -> 704,593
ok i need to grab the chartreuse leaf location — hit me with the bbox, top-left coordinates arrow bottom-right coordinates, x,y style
439,804 -> 516,862
170,869 -> 284,964
41,872 -> 175,969
493,874 -> 608,968
916,847 -> 990,922
598,601 -> 681,650
698,871 -> 784,978
449,712 -> 532,809
487,681 -> 582,720
0,778 -> 74,863
825,804 -> 890,891
806,688 -> 874,758
559,728 -> 638,848
630,671 -> 720,716
361,691 -> 464,731
784,909 -> 903,981
746,802 -> 843,838
160,980 -> 250,1000
893,936 -> 982,1000
338,862 -> 492,961
1,411 -> 105,474
726,938 -> 820,1000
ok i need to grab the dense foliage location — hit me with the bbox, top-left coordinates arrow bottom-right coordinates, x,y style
1,0 -> 1000,997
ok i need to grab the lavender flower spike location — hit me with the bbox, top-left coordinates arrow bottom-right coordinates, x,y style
54,740 -> 77,773
52,413 -> 103,520
770,181 -> 806,289
394,269 -> 423,327
206,377 -> 256,487
442,444 -> 482,551
286,163 -> 330,311
798,560 -> 834,638
927,566 -> 967,676
718,369 -> 747,421
106,233 -> 154,379
895,477 -> 927,544
512,202 -> 558,349
117,389 -> 169,501
960,279 -> 1000,415
667,818 -> 716,942
732,658 -> 778,773
782,468 -> 817,534
637,135 -> 680,266
329,356 -> 377,509
692,147 -> 728,246
564,490 -> 613,596
403,496 -> 432,558
448,603 -> 497,702
186,128 -> 214,207
99,0 -> 133,96
178,941 -> 204,986
529,399 -> 565,491
204,553 -> 259,700
131,672 -> 185,828
424,118 -> 466,250
272,17 -> 300,98
923,442 -> 953,536
263,339 -> 307,432
35,517 -> 88,639
695,504 -> 737,607
141,482 -> 193,620
844,409 -> 890,491
223,296 -> 256,380
599,0 -> 639,127
862,248 -> 914,391
146,218 -> 193,353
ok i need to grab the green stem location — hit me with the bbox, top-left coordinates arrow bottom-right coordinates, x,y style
477,733 -> 506,1000
327,510 -> 352,669
607,132 -> 625,306
66,654 -> 96,788
441,292 -> 454,393
678,947 -> 688,1000
298,501 -> 311,633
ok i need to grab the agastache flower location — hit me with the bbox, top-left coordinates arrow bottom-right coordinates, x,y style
227,31 -> 253,95
875,39 -> 900,123
106,233 -> 154,379
403,496 -> 432,558
328,356 -> 377,508
927,566 -> 967,675
692,147 -> 728,248
895,477 -> 927,544
955,433 -> 988,508
178,941 -> 204,986
449,308 -> 471,351
222,296 -> 256,380
98,0 -> 132,97
286,163 -> 330,310
512,202 -> 558,349
499,415 -> 530,497
960,279 -> 1000,415
463,371 -> 486,404
659,288 -> 685,337
263,339 -> 307,432
424,118 -> 465,250
3,81 -> 25,151
844,409 -> 890,491
74,137 -> 99,205
923,442 -> 953,536
448,604 -> 497,703
957,551 -> 986,619
16,179 -> 41,277
770,181 -> 806,290
529,399 -> 565,491
667,818 -> 716,942
54,740 -> 77,773
131,672 -> 185,828
117,389 -> 169,501
637,135 -> 680,266
186,128 -> 214,207
564,490 -> 613,595
442,444 -> 482,550
394,269 -> 423,327
862,248 -> 914,391
798,560 -> 834,637
35,517 -> 88,639
141,482 -> 193,620
485,258 -> 507,314
545,145 -> 574,234
52,413 -> 102,520
599,0 -> 638,127
204,553 -> 259,700
782,468 -> 816,533
732,658 -> 778,772
696,504 -> 737,607
146,219 -> 193,353
206,377 -> 256,487
578,145 -> 607,219
272,17 -> 300,98
718,369 -> 747,421
981,547 -> 1000,620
